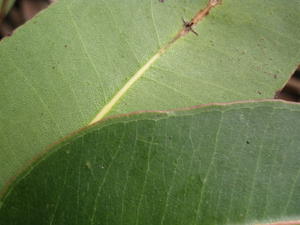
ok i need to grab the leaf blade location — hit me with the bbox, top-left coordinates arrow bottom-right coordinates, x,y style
1,101 -> 300,224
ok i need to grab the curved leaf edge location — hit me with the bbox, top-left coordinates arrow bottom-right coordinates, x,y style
1,99 -> 300,201
1,99 -> 300,225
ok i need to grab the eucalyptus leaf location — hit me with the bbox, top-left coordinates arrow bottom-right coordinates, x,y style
1,101 -> 300,225
0,0 -> 300,191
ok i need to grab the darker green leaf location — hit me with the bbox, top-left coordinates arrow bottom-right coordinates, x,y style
1,101 -> 300,224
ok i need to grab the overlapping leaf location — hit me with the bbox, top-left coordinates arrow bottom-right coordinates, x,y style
1,101 -> 300,224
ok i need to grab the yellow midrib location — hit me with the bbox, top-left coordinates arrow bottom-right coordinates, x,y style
89,48 -> 165,124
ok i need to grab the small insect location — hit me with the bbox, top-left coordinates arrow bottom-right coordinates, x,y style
182,18 -> 198,35
159,0 -> 164,2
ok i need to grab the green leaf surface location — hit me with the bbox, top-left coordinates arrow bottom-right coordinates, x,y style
0,0 -> 300,190
1,101 -> 300,225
